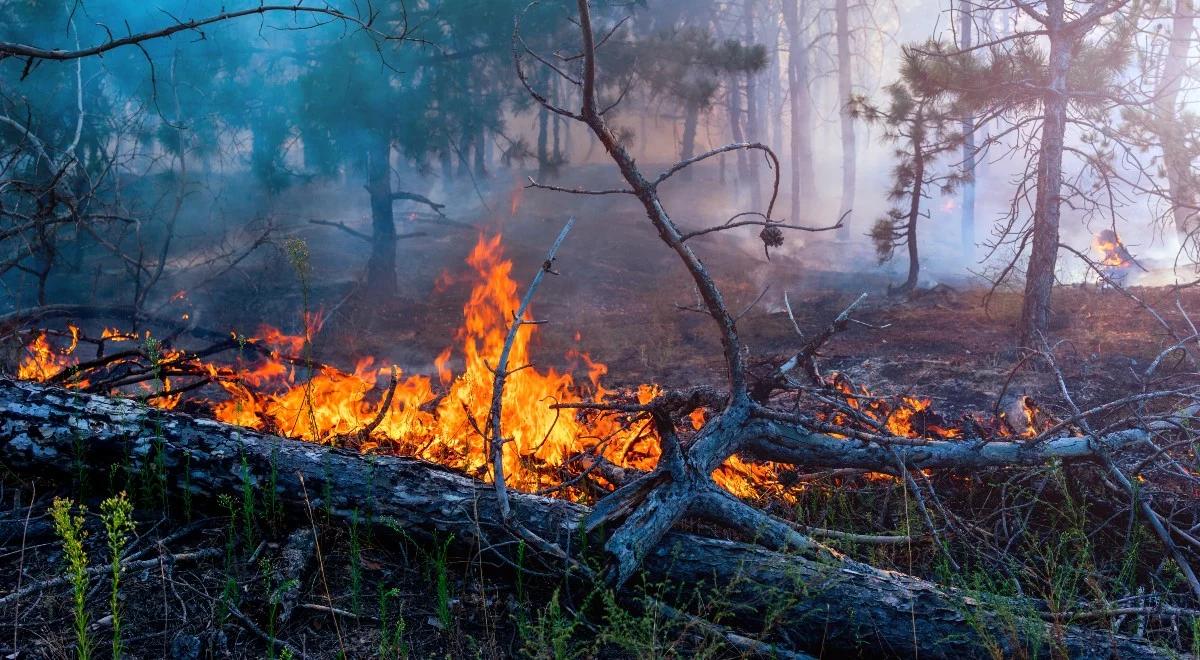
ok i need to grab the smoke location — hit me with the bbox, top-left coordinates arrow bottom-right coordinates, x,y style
2,0 -> 1195,328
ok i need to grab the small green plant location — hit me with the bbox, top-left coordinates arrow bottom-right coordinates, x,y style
432,534 -> 454,629
240,454 -> 257,553
101,493 -> 135,660
182,450 -> 193,522
284,237 -> 321,441
259,556 -> 297,660
515,539 -> 527,605
217,494 -> 240,621
378,587 -> 408,659
1191,616 -> 1199,657
266,447 -> 282,534
518,589 -> 584,660
349,509 -> 363,615
72,430 -> 88,499
50,497 -> 92,660
142,335 -> 164,381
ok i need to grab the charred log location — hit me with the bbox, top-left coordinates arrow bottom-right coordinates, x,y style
0,378 -> 1172,659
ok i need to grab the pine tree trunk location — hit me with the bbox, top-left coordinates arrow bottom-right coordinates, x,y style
959,0 -> 977,256
835,0 -> 856,235
743,0 -> 763,210
1020,25 -> 1070,346
763,9 -> 782,151
680,102 -> 700,181
364,138 -> 398,298
901,132 -> 926,295
728,77 -> 750,187
1155,0 -> 1197,246
475,129 -> 487,179
783,0 -> 817,223
537,106 -> 550,177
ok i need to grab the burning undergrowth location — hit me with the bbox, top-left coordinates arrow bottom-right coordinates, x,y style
12,234 -> 1063,502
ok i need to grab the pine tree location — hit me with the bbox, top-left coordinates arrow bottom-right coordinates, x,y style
851,44 -> 965,295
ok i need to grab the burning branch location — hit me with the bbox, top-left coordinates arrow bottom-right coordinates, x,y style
488,217 -> 576,522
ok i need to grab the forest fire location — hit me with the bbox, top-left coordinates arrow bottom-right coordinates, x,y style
13,234 -> 1056,501
15,235 -> 796,497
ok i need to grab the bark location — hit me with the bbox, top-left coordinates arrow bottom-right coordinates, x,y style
365,138 -> 398,299
835,0 -> 857,233
743,421 -> 1148,471
537,106 -> 550,177
475,128 -> 488,178
1020,19 -> 1070,346
763,10 -> 783,151
680,101 -> 700,180
1154,0 -> 1197,245
899,120 -> 925,295
959,0 -> 977,256
782,0 -> 817,221
743,0 -> 763,210
727,77 -> 751,187
0,378 -> 1171,659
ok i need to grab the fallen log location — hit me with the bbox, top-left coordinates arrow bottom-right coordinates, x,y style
0,378 -> 1171,658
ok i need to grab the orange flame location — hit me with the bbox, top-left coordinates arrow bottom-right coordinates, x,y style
1093,230 -> 1131,268
17,235 -> 928,500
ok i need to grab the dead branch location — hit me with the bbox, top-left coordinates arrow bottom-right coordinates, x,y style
0,4 -> 399,64
489,217 -> 576,522
0,378 -> 1172,658
309,219 -> 427,243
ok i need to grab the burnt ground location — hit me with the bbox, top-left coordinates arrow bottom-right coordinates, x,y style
188,165 -> 1200,423
3,167 -> 1200,658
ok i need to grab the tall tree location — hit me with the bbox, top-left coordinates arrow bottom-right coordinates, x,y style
835,0 -> 857,232
782,0 -> 819,221
853,46 -> 965,295
939,0 -> 1134,344
1154,0 -> 1198,247
294,1 -> 539,297
958,0 -> 978,256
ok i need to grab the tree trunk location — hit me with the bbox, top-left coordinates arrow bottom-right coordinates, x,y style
474,128 -> 488,179
364,138 -> 398,298
537,105 -> 551,178
899,129 -> 925,295
743,0 -> 763,210
763,9 -> 783,151
680,102 -> 700,181
835,0 -> 856,235
728,77 -> 751,187
1020,24 -> 1070,346
0,378 -> 1171,660
782,0 -> 817,223
959,0 -> 977,257
440,146 -> 453,182
1155,0 -> 1197,247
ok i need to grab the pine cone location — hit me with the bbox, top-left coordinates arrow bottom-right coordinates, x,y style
759,225 -> 784,248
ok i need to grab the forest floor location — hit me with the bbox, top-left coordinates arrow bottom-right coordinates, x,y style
3,171 -> 1198,658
